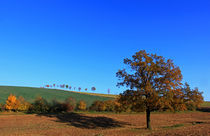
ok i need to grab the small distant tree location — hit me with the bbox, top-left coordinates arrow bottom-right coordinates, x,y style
60,84 -> 65,88
78,87 -> 81,91
85,88 -> 88,91
69,86 -> 72,90
53,84 -> 56,87
91,87 -> 96,92
117,50 -> 183,129
108,89 -> 110,94
77,100 -> 87,111
66,85 -> 69,89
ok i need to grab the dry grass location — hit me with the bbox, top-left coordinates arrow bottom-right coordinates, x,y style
201,101 -> 210,107
0,111 -> 209,136
68,91 -> 117,98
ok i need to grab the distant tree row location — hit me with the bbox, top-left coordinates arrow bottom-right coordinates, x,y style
44,84 -> 98,92
43,84 -> 111,94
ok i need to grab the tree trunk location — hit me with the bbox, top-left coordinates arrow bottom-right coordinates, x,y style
146,108 -> 152,129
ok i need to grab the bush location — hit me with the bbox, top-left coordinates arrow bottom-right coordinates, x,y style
89,100 -> 127,112
49,99 -> 65,113
5,94 -> 19,111
77,100 -> 87,111
62,97 -> 76,112
16,96 -> 31,112
104,100 -> 115,112
89,100 -> 106,112
0,104 -> 5,112
89,100 -> 100,111
29,96 -> 50,114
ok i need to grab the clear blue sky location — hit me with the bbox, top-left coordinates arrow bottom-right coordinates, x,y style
0,0 -> 209,100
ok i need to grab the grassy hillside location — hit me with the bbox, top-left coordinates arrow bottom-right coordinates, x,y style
0,86 -> 114,107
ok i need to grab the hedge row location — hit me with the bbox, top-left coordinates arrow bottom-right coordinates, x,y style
0,94 -> 123,113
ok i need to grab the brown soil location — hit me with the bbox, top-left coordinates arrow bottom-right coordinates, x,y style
0,111 -> 209,136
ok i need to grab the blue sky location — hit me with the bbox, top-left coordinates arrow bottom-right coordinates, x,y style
0,0 -> 209,100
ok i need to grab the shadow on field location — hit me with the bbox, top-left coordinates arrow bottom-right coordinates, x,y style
197,107 -> 210,112
37,112 -> 128,129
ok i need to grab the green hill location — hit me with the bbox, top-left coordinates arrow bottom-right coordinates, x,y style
0,86 -> 114,107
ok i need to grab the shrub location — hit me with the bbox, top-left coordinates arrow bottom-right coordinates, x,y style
104,100 -> 115,112
113,100 -> 126,113
29,96 -> 50,114
77,100 -> 87,111
16,96 -> 31,112
89,100 -> 100,111
0,104 -> 5,112
89,100 -> 106,112
5,94 -> 19,111
63,97 -> 76,112
98,102 -> 106,111
50,99 -> 64,113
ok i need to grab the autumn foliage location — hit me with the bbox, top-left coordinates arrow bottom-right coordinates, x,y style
5,94 -> 18,111
16,96 -> 31,111
77,100 -> 87,111
5,94 -> 30,112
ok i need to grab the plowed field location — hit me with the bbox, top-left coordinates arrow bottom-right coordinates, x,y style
0,111 -> 209,136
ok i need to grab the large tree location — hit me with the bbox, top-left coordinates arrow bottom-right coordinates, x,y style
116,50 -> 183,129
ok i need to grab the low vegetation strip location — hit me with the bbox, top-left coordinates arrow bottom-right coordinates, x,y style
201,101 -> 210,107
68,91 -> 117,98
0,86 -> 113,107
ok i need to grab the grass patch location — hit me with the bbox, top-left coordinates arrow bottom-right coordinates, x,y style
0,111 -> 27,116
162,124 -> 184,129
94,134 -> 104,136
